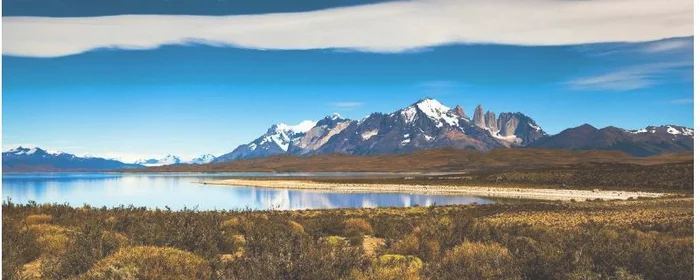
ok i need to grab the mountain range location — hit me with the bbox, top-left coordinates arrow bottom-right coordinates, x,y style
134,154 -> 216,167
2,147 -> 143,172
2,98 -> 694,171
215,98 -> 548,162
212,97 -> 692,162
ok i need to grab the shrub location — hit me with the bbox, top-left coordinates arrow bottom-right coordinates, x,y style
2,218 -> 41,280
79,246 -> 212,280
102,231 -> 130,257
352,254 -> 423,280
26,214 -> 53,225
428,241 -> 519,280
289,221 -> 306,234
41,224 -> 103,279
344,218 -> 374,236
390,233 -> 419,256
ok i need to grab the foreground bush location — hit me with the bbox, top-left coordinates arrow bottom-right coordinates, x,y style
426,241 -> 519,280
352,254 -> 423,280
79,246 -> 211,280
1,199 -> 693,280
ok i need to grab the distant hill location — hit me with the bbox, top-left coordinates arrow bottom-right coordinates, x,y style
529,124 -> 694,156
3,146 -> 143,172
132,148 -> 693,173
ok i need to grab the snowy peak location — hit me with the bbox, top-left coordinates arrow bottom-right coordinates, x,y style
414,98 -> 451,115
4,146 -> 67,157
628,125 -> 694,137
3,146 -> 140,171
134,154 -> 216,166
6,146 -> 42,156
401,97 -> 463,128
189,154 -> 216,165
269,120 -> 315,134
134,155 -> 181,167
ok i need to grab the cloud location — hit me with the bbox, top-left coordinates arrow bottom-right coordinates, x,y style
3,0 -> 693,57
330,102 -> 363,109
669,98 -> 694,105
565,62 -> 691,92
641,38 -> 693,53
572,37 -> 693,58
417,80 -> 471,96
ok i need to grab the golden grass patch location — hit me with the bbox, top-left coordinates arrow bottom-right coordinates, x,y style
79,246 -> 211,280
25,214 -> 53,225
486,208 -> 693,228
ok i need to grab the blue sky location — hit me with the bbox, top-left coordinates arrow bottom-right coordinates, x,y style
2,0 -> 694,161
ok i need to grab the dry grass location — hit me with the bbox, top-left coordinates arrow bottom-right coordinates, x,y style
2,198 -> 693,280
79,246 -> 211,280
25,214 -> 53,225
486,208 -> 693,229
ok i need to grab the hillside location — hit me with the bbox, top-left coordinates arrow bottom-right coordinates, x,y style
131,148 -> 693,173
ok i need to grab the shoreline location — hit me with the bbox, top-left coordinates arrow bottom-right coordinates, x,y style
200,179 -> 668,201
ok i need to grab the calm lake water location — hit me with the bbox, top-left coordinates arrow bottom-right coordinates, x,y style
2,173 -> 496,210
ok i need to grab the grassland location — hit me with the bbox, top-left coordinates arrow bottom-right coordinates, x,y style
3,197 -> 693,280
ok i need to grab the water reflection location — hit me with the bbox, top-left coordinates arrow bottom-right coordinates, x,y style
2,173 -> 495,210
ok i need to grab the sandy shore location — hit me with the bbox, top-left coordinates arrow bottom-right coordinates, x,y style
200,179 -> 667,201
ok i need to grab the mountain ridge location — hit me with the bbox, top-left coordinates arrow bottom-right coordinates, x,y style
3,146 -> 143,172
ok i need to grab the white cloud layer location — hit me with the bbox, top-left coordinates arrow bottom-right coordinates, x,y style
565,62 -> 691,92
330,102 -> 363,108
2,0 -> 693,57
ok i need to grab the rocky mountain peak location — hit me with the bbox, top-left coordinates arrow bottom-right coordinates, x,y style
485,111 -> 498,132
473,105 -> 485,128
453,105 -> 467,119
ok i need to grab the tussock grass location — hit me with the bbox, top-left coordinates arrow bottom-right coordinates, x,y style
79,246 -> 211,280
2,198 -> 693,280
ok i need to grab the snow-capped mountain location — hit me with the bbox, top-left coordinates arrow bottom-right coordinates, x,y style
529,124 -> 694,156
288,114 -> 352,155
134,155 -> 182,167
189,154 -> 216,165
312,98 -> 503,155
3,146 -> 143,172
133,154 -> 216,166
214,98 -> 546,162
213,120 -> 315,162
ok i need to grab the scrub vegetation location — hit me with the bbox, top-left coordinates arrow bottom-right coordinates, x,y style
2,198 -> 692,280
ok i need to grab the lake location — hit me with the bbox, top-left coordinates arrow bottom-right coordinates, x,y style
2,173 -> 497,210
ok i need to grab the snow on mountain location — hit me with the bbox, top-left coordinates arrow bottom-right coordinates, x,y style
413,98 -> 461,127
134,155 -> 182,167
134,154 -> 216,166
628,125 -> 694,137
5,146 -> 66,156
397,98 -> 462,128
214,120 -> 315,162
189,154 -> 216,165
3,146 -> 142,172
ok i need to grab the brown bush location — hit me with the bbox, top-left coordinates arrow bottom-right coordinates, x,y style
344,218 -> 374,236
430,241 -> 519,280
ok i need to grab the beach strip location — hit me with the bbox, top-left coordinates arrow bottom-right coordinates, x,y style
200,179 -> 667,201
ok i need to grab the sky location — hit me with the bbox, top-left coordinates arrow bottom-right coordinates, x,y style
1,0 -> 694,162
